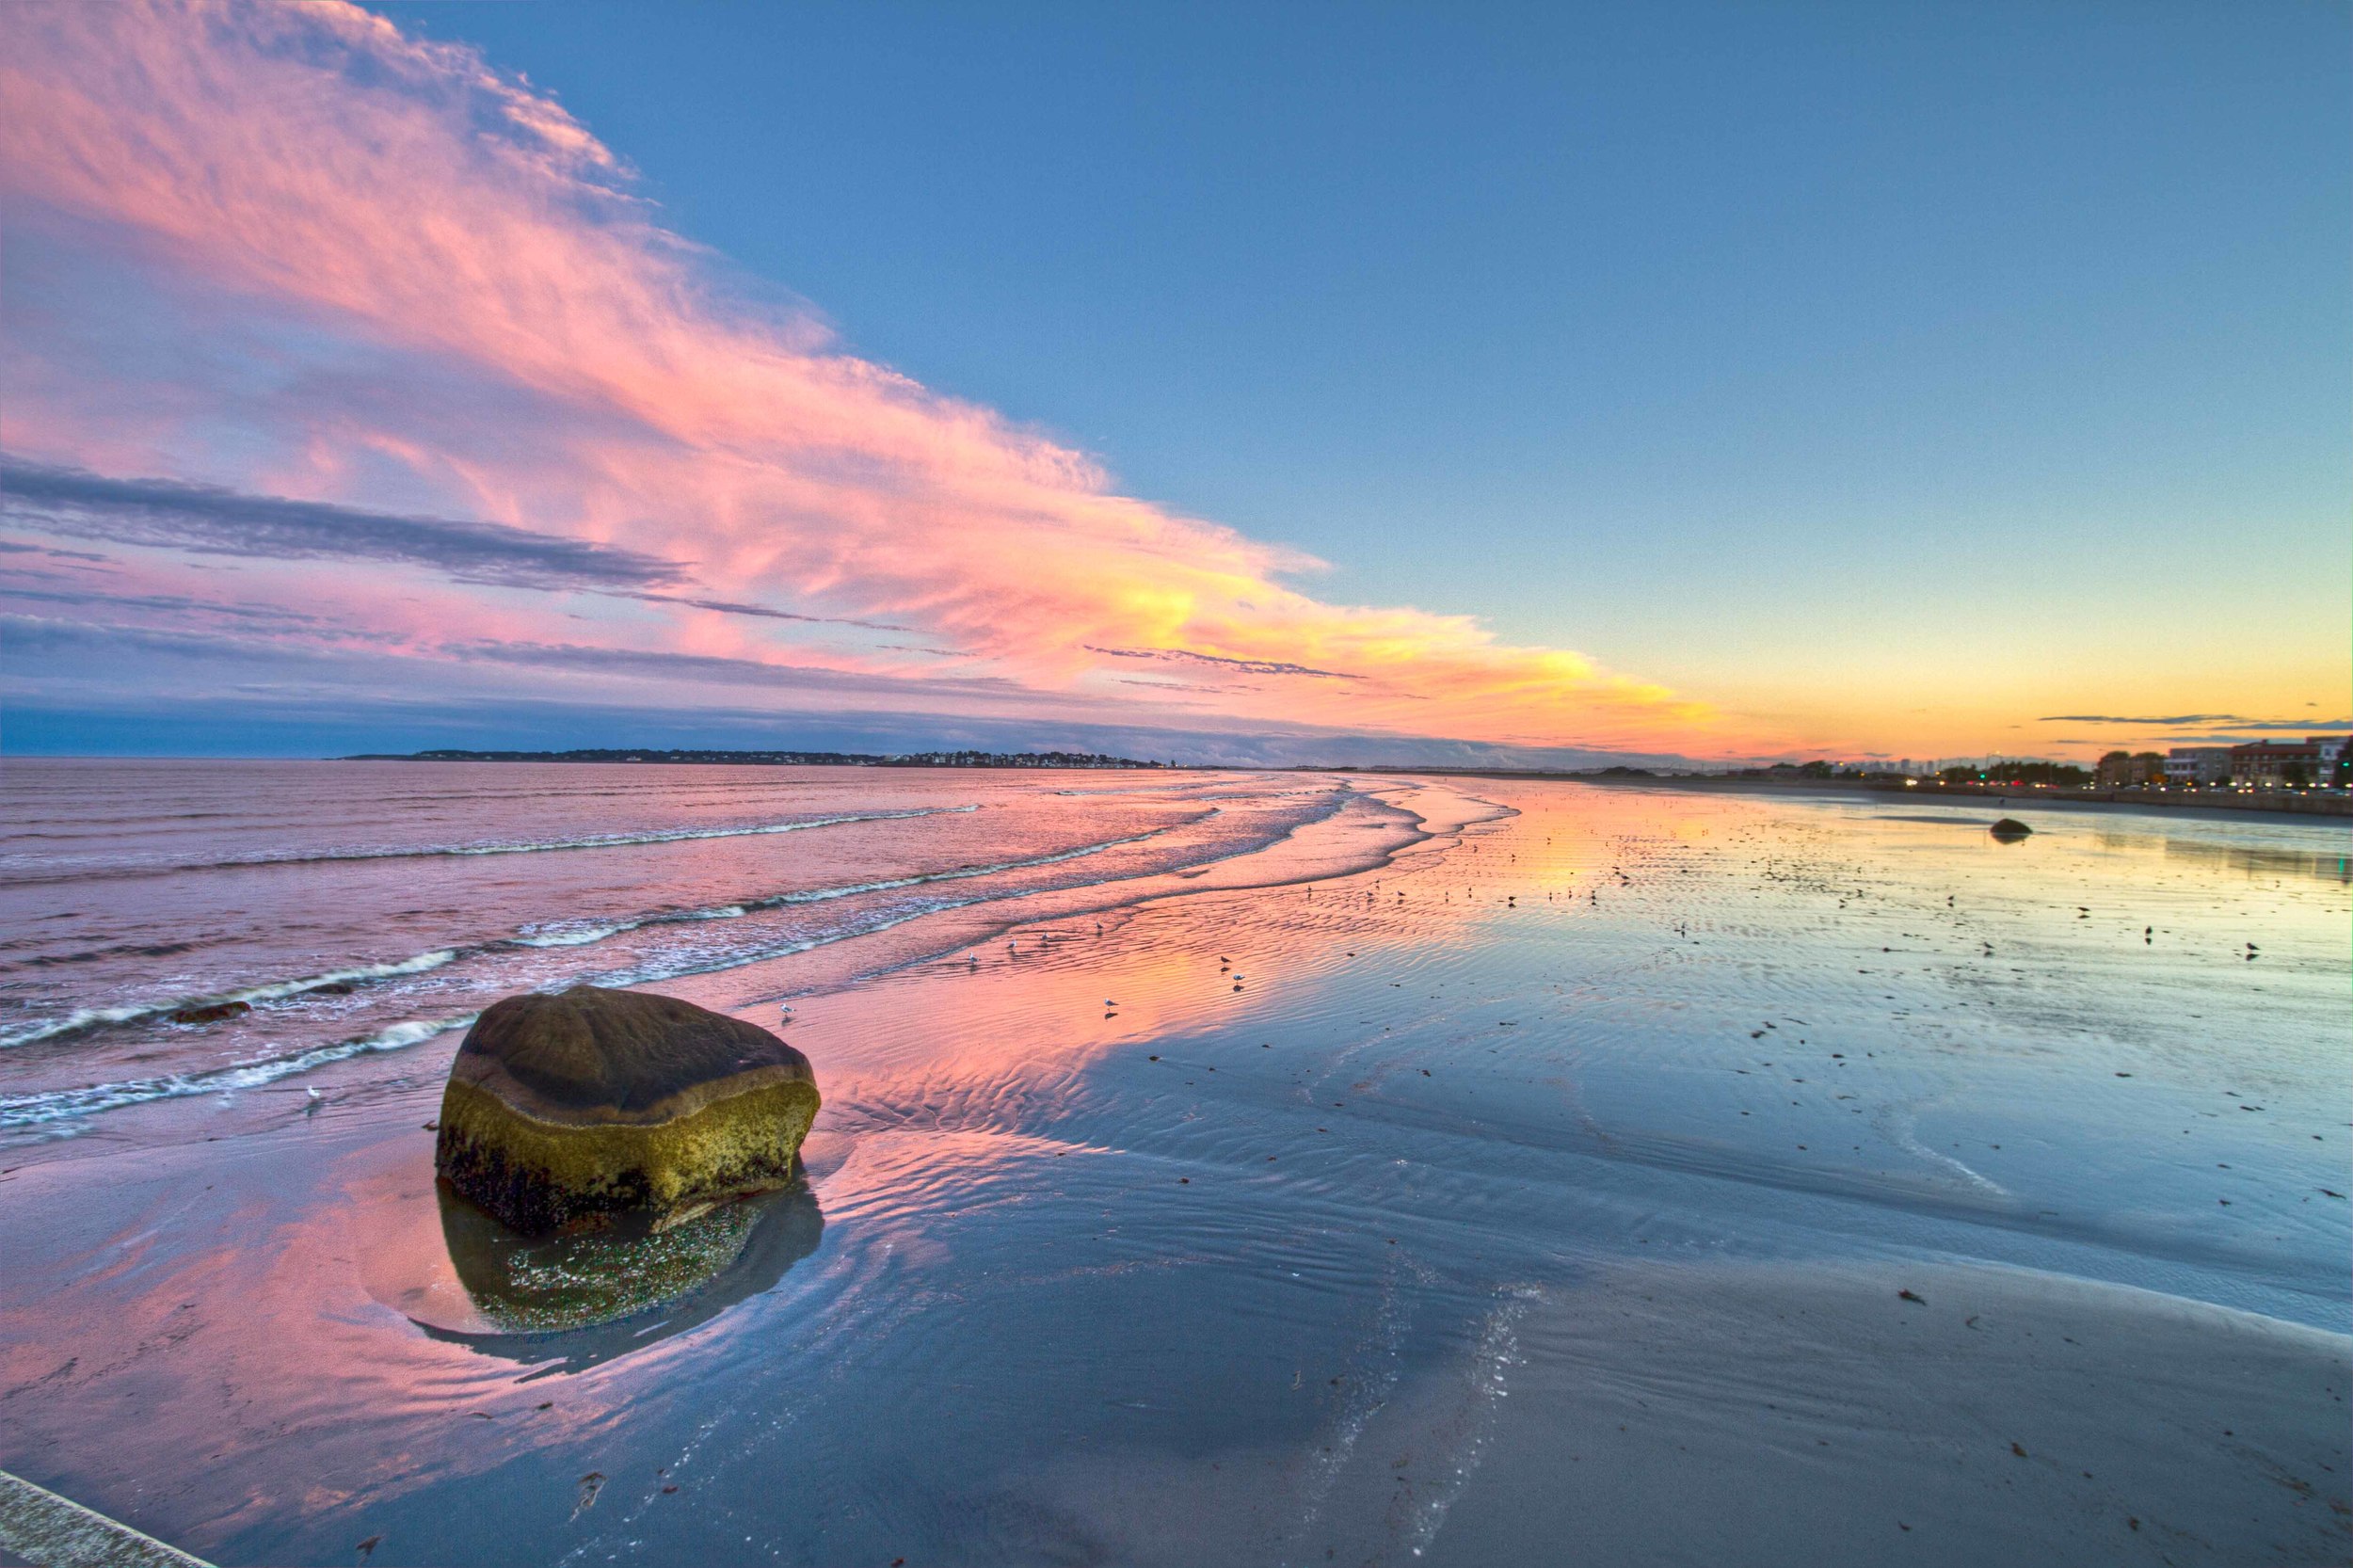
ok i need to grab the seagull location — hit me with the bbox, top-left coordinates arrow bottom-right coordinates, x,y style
305,1088 -> 323,1116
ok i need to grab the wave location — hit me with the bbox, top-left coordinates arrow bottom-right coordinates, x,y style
0,1015 -> 480,1132
0,805 -> 978,885
15,938 -> 209,968
0,949 -> 460,1049
0,900 -> 969,1132
512,904 -> 748,949
509,813 -> 1221,951
0,790 -> 1379,1131
1,887 -> 1090,1135
0,815 -> 1215,1051
577,824 -> 1226,988
0,892 -> 999,1132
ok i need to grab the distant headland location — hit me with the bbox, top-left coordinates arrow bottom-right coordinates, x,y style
339,747 -> 1166,769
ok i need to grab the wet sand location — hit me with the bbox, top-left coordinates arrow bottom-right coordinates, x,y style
1029,1263 -> 2350,1567
0,777 -> 2345,1565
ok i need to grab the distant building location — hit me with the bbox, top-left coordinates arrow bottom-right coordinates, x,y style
2227,738 -> 2342,788
2164,746 -> 2233,786
2094,750 -> 2166,789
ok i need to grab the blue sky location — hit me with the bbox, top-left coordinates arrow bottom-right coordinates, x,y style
376,0 -> 2350,669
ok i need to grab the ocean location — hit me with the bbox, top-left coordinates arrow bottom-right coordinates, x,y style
0,760 -> 1408,1140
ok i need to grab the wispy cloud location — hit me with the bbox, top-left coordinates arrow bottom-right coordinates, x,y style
446,639 -> 1051,704
622,591 -> 912,633
1,612 -> 1082,730
0,582 -> 338,629
0,539 -> 108,564
0,612 -> 320,664
1084,645 -> 1365,680
2040,712 -> 2351,731
2,459 -> 684,591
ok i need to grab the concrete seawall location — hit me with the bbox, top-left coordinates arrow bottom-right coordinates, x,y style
0,1469 -> 214,1567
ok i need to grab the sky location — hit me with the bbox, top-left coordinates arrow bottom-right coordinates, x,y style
1,0 -> 2345,764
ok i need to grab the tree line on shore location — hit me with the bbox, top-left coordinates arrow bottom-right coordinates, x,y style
342,747 -> 1165,769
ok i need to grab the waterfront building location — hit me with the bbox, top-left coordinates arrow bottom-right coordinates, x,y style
2226,739 -> 2343,788
2094,750 -> 2166,789
2164,746 -> 2233,786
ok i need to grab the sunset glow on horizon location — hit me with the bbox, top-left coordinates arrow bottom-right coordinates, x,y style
2,1 -> 2344,765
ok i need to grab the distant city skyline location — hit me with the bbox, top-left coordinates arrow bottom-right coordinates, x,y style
2,2 -> 2345,764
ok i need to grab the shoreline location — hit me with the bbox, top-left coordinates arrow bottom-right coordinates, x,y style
335,749 -> 1172,769
1314,766 -> 2353,822
0,774 -> 1470,1155
22,753 -> 2347,822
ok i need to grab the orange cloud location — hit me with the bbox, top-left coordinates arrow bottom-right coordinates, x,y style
0,0 -> 1746,754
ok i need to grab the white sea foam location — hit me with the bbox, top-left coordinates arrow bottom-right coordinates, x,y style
0,1002 -> 155,1052
572,824 -> 1224,991
0,795 -> 1357,1130
428,806 -> 972,859
522,814 -> 1217,953
0,1014 -> 476,1130
0,816 -> 1204,1052
512,904 -> 751,948
2,804 -> 977,883
0,950 -> 461,1049
512,923 -> 634,949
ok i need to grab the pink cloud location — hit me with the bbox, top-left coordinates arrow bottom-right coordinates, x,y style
0,0 -> 1753,752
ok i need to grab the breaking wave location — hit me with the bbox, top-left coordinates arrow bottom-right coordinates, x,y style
0,805 -> 979,885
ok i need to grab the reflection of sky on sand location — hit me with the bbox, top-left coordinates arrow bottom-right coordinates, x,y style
2141,831 -> 2352,885
0,780 -> 2343,1565
767,786 -> 2347,1309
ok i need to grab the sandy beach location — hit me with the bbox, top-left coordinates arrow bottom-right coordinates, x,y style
1,768 -> 2345,1565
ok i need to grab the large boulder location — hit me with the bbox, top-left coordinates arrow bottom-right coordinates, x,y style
435,984 -> 819,1234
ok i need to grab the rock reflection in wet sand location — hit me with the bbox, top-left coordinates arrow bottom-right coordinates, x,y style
415,1179 -> 824,1373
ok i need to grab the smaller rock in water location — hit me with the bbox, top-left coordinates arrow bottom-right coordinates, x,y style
1988,819 -> 2033,841
169,999 -> 251,1024
435,984 -> 820,1234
